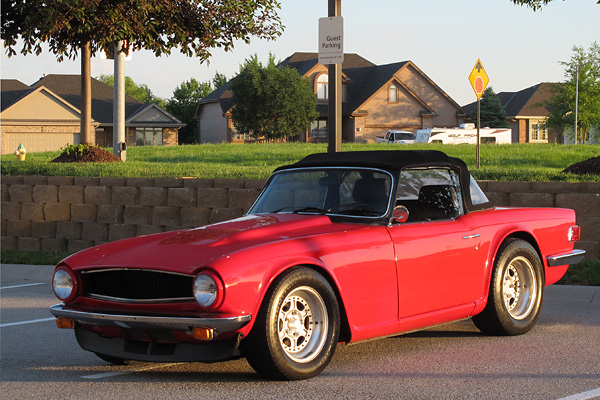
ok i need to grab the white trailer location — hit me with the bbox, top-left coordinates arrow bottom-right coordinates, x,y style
416,124 -> 511,144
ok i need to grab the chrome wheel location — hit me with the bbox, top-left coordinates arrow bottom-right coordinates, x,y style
277,286 -> 328,363
502,256 -> 537,320
472,239 -> 543,336
243,267 -> 340,380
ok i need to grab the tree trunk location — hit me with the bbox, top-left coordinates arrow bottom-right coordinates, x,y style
80,42 -> 93,145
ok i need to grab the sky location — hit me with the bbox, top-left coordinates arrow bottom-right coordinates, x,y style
1,0 -> 598,106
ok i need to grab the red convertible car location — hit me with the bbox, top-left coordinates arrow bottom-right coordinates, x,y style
51,150 -> 585,380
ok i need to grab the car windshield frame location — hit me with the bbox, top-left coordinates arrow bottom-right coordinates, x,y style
247,167 -> 395,221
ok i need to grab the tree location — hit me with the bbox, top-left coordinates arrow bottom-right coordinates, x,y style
231,55 -> 319,141
2,0 -> 283,144
471,87 -> 509,128
97,74 -> 162,105
545,42 -> 600,143
166,78 -> 214,144
509,0 -> 600,10
212,72 -> 228,89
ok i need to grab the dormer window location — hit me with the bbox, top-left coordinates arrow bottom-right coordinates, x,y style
317,74 -> 328,100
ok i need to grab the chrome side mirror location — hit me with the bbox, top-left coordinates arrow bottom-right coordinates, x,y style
389,205 -> 409,225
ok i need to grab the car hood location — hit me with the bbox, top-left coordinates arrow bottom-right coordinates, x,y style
63,214 -> 346,275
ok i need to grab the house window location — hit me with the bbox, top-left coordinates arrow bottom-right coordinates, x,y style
316,74 -> 328,100
530,122 -> 548,142
135,127 -> 163,146
389,84 -> 399,103
309,120 -> 328,139
231,124 -> 250,142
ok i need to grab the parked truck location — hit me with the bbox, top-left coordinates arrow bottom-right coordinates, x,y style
375,130 -> 416,144
416,124 -> 511,144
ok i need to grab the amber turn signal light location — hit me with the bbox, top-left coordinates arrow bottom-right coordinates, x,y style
192,327 -> 214,341
56,317 -> 75,329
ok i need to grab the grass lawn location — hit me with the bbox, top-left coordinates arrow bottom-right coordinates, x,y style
2,142 -> 600,181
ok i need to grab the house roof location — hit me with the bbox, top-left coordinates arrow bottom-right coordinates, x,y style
463,82 -> 561,118
1,80 -> 97,125
1,80 -> 34,112
26,74 -> 182,126
196,52 -> 463,118
30,75 -> 145,125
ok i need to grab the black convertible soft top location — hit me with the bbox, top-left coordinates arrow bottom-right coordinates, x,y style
275,150 -> 492,213
276,150 -> 466,172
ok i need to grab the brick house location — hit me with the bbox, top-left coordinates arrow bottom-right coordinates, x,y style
195,52 -> 467,143
1,75 -> 184,154
463,82 -> 563,143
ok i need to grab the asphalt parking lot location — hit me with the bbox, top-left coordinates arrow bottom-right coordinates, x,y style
1,263 -> 599,400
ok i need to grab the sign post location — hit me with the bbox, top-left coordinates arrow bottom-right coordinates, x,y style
319,0 -> 343,153
468,59 -> 489,169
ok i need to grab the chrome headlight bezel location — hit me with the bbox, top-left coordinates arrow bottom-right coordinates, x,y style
53,267 -> 77,301
193,272 -> 223,309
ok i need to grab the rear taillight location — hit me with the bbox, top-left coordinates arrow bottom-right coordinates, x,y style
568,225 -> 581,242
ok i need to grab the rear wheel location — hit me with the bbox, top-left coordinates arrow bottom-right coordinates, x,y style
243,267 -> 340,380
473,239 -> 543,336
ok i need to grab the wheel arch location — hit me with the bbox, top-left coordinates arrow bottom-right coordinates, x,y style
498,232 -> 545,284
264,264 -> 352,343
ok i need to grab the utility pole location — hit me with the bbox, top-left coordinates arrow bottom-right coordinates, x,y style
327,0 -> 342,153
80,42 -> 92,145
113,41 -> 126,161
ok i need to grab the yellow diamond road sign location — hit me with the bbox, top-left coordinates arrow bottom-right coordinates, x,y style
469,59 -> 489,99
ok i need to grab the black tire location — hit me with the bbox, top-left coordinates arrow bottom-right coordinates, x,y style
473,239 -> 544,336
94,353 -> 130,365
243,267 -> 340,380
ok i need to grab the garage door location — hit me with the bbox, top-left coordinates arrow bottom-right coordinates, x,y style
3,132 -> 80,154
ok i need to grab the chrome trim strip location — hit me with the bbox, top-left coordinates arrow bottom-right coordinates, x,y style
87,294 -> 195,303
50,304 -> 251,332
80,268 -> 194,277
462,234 -> 480,239
547,249 -> 586,267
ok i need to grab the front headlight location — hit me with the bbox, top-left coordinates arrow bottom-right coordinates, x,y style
53,268 -> 76,301
194,274 -> 218,307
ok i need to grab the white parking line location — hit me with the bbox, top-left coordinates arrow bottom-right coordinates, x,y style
81,363 -> 183,379
556,388 -> 600,400
0,317 -> 55,328
0,283 -> 46,290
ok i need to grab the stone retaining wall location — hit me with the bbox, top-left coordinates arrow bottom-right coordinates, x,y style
2,176 -> 599,259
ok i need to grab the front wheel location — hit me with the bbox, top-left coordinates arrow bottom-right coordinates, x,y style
473,239 -> 544,336
243,267 -> 340,380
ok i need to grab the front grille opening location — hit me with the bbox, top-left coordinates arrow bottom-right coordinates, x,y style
81,269 -> 194,302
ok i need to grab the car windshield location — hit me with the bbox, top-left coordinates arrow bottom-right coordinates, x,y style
249,168 -> 393,218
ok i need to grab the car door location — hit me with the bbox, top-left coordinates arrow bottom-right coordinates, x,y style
387,168 -> 487,319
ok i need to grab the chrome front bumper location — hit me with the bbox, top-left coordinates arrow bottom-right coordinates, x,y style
547,249 -> 586,267
50,303 -> 251,332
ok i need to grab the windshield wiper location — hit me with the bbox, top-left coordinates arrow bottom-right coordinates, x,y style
292,207 -> 328,214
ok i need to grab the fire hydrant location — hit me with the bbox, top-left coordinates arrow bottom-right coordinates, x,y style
14,143 -> 26,161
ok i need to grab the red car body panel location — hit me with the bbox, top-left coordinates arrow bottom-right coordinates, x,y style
60,206 -> 577,344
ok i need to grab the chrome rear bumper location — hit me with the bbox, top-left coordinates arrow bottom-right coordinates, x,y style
547,249 -> 586,267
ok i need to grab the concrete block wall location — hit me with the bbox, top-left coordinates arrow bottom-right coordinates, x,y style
2,176 -> 599,259
1,175 -> 264,254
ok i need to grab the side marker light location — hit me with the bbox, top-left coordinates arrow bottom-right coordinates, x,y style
56,318 -> 75,329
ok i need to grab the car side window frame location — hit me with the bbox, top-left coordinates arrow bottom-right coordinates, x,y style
393,167 -> 464,223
